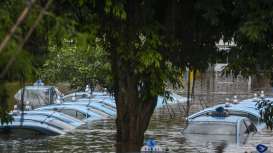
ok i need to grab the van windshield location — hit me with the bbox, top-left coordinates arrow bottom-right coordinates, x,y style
184,122 -> 236,135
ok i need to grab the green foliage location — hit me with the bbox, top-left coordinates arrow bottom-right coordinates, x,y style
103,0 -> 126,20
0,44 -> 34,81
0,110 -> 13,125
40,35 -> 111,88
138,50 -> 162,71
0,0 -> 35,81
240,20 -> 269,42
224,0 -> 273,79
133,32 -> 183,100
158,0 -> 226,72
0,82 -> 14,125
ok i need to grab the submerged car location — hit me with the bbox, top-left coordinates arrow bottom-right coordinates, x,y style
63,89 -> 187,110
187,102 -> 261,126
62,101 -> 116,117
19,110 -> 84,127
183,107 -> 257,144
35,104 -> 112,122
14,83 -> 63,109
0,110 -> 80,136
69,97 -> 116,109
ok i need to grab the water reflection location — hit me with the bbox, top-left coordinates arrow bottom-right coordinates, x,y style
0,116 -> 272,153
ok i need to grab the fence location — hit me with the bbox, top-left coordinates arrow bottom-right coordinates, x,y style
157,67 -> 273,118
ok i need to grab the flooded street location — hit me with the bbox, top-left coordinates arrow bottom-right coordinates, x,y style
0,76 -> 272,153
1,112 -> 273,153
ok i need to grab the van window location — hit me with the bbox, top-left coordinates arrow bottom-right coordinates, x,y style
60,109 -> 86,120
184,122 -> 236,135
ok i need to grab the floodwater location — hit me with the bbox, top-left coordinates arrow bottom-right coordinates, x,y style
0,113 -> 272,153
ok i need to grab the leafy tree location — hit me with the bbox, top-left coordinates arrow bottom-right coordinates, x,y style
43,1 -> 183,151
40,36 -> 111,88
24,0 -> 237,151
92,0 -> 229,151
224,0 -> 273,78
0,0 -> 52,123
256,97 -> 273,130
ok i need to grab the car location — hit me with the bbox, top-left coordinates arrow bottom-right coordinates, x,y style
35,104 -> 112,122
62,101 -> 116,117
183,107 -> 257,144
20,110 -> 84,127
14,83 -> 63,109
72,97 -> 116,110
187,102 -> 261,125
0,110 -> 80,136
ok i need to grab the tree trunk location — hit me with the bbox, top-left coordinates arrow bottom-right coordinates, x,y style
115,75 -> 157,152
101,0 -> 158,151
107,32 -> 157,152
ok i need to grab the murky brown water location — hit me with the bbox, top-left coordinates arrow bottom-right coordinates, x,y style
0,113 -> 272,153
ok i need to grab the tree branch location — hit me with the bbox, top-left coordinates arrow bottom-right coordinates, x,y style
0,0 -> 53,79
0,0 -> 37,55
